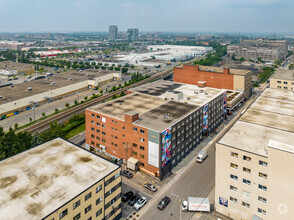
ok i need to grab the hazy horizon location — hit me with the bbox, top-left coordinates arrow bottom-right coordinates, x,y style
0,0 -> 293,33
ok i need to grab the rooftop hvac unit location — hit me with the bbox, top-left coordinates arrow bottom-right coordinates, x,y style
205,93 -> 208,95
194,91 -> 198,94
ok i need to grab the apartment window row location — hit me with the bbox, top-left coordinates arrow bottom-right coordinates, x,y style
105,193 -> 121,209
242,201 -> 250,209
105,171 -> 121,186
85,204 -> 92,214
96,196 -> 103,205
258,208 -> 266,215
91,113 -> 101,119
111,120 -> 118,124
105,182 -> 121,198
243,179 -> 251,186
231,152 -> 268,168
104,203 -> 121,220
85,192 -> 92,201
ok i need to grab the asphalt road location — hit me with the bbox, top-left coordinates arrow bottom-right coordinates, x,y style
140,148 -> 215,220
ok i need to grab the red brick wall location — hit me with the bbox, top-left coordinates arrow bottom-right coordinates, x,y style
174,65 -> 234,90
85,109 -> 159,176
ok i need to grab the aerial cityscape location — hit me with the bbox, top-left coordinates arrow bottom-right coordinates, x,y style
0,1 -> 293,220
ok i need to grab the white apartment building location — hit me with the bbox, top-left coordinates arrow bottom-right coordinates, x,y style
215,88 -> 294,220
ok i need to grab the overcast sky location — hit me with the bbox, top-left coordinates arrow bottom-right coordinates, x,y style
0,0 -> 293,33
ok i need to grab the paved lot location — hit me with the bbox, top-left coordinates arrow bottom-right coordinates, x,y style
121,182 -> 152,219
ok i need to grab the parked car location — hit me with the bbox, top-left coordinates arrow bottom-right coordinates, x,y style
134,197 -> 147,210
122,191 -> 133,202
128,194 -> 141,206
144,183 -> 157,192
157,196 -> 171,210
122,170 -> 133,179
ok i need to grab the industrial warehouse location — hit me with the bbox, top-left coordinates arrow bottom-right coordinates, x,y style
0,69 -> 121,118
85,80 -> 242,179
0,138 -> 122,220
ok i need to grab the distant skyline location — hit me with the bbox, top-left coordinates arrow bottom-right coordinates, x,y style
0,0 -> 293,33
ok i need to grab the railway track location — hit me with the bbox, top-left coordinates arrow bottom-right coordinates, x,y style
20,68 -> 173,133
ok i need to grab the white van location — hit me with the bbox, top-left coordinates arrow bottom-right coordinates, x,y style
196,150 -> 207,163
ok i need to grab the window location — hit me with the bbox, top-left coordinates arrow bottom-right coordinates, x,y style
96,129 -> 100,133
73,200 -> 80,210
102,131 -> 106,135
91,127 -> 94,131
258,208 -> 266,215
97,115 -> 100,119
259,172 -> 267,179
140,154 -> 145,159
277,81 -> 281,83
59,209 -> 68,219
230,174 -> 238,181
96,184 -> 102,193
230,185 -> 237,192
243,167 -> 251,174
123,126 -> 125,130
96,136 -> 100,141
259,160 -> 268,167
133,151 -> 137,156
91,134 -> 95,138
102,124 -> 105,128
277,86 -> 281,89
230,163 -> 238,169
91,120 -> 94,124
283,87 -> 288,89
73,213 -> 81,220
243,179 -> 251,185
258,196 -> 267,203
230,196 -> 237,203
97,122 -> 100,126
96,196 -> 103,205
140,146 -> 145,150
258,184 -> 267,191
85,192 -> 92,201
243,155 -> 251,162
112,120 -> 114,123
140,162 -> 144,167
96,208 -> 102,217
231,152 -> 238,158
132,143 -> 137,148
140,129 -> 145,134
133,127 -> 137,131
242,190 -> 250,198
105,182 -> 120,198
87,217 -> 92,220
105,171 -> 121,186
242,201 -> 250,209
284,81 -> 288,84
91,113 -> 95,117
140,138 -> 145,142
85,205 -> 92,214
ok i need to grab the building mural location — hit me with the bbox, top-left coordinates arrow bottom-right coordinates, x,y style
203,104 -> 209,132
162,128 -> 171,167
223,91 -> 227,114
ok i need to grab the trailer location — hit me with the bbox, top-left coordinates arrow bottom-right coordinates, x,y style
182,197 -> 210,212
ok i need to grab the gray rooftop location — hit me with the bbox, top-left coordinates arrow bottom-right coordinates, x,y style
218,88 -> 294,156
271,68 -> 294,81
135,101 -> 199,131
0,138 -> 119,220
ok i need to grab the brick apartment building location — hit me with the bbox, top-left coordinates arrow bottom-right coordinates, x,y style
173,65 -> 252,99
86,81 -> 235,179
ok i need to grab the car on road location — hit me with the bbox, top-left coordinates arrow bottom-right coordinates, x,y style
128,194 -> 141,206
122,191 -> 133,202
157,196 -> 171,210
122,170 -> 133,179
134,197 -> 147,210
144,183 -> 157,192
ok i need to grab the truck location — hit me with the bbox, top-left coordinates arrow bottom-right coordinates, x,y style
196,150 -> 207,163
182,197 -> 210,212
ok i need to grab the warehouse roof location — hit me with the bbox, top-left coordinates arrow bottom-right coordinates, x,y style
0,138 -> 119,220
218,88 -> 294,156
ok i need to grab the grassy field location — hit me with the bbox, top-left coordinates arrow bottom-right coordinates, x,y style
64,123 -> 85,140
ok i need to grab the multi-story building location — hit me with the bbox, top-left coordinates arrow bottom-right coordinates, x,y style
215,88 -> 294,220
0,40 -> 25,50
109,25 -> 118,41
127,28 -> 139,41
227,39 -> 289,61
270,68 -> 294,91
86,80 -> 233,179
174,65 -> 252,99
0,138 -> 122,220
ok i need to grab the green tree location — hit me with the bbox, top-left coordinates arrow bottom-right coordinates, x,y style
65,103 -> 70,108
84,96 -> 88,101
42,112 -> 46,118
74,99 -> 78,105
120,91 -> 125,97
274,59 -> 282,66
14,123 -> 18,130
55,108 -> 59,113
31,131 -> 43,147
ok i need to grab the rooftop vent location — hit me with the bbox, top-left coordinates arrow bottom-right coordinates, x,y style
187,97 -> 191,100
205,92 -> 208,95
163,113 -> 171,120
194,91 -> 198,94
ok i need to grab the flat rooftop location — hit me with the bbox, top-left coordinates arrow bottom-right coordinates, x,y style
136,100 -> 199,131
89,92 -> 167,120
218,88 -> 294,156
0,69 -> 117,104
129,80 -> 226,106
271,68 -> 294,81
0,61 -> 34,71
0,138 -> 119,220
175,64 -> 251,76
